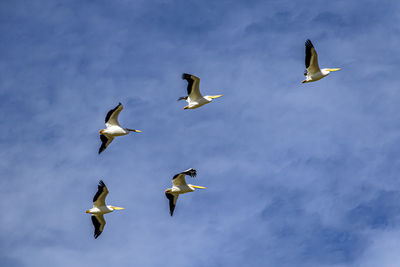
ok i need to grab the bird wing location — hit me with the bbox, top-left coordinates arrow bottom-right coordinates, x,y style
165,193 -> 179,216
105,103 -> 123,128
305,39 -> 320,74
91,215 -> 106,239
172,168 -> 196,187
93,180 -> 109,207
182,73 -> 203,100
98,134 -> 114,154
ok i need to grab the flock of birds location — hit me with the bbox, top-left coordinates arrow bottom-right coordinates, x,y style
85,39 -> 341,238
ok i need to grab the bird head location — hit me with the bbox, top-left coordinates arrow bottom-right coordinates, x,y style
110,206 -> 125,211
323,68 -> 342,73
99,129 -> 105,134
126,128 -> 142,133
189,184 -> 207,190
205,95 -> 223,101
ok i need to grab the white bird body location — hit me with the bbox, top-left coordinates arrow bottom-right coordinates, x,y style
184,96 -> 212,109
305,69 -> 330,82
102,126 -> 129,137
170,184 -> 195,194
302,39 -> 341,83
165,168 -> 206,216
86,180 -> 125,239
179,73 -> 223,109
86,205 -> 114,215
98,103 -> 141,154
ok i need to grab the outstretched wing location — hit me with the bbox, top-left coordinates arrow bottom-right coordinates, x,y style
91,215 -> 106,239
105,103 -> 123,128
98,134 -> 114,154
172,168 -> 196,187
305,39 -> 320,75
182,73 -> 203,100
165,193 -> 179,216
93,180 -> 109,207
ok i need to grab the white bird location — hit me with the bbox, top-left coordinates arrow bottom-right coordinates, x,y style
99,103 -> 141,154
302,39 -> 341,83
85,180 -> 125,239
165,168 -> 206,216
178,73 -> 223,109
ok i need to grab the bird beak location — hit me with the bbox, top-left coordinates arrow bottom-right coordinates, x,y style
326,68 -> 342,72
111,206 -> 125,210
191,185 -> 207,189
133,130 -> 142,133
210,95 -> 223,99
183,106 -> 189,110
99,130 -> 104,134
85,210 -> 90,213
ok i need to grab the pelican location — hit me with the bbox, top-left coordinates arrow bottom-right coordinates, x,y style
85,180 -> 125,239
302,39 -> 341,83
178,73 -> 223,109
98,103 -> 141,154
165,168 -> 206,216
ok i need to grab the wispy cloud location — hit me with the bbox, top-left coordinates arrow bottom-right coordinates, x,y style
1,0 -> 400,266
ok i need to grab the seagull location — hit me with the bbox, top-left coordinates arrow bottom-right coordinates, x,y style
302,39 -> 341,83
165,168 -> 206,216
98,103 -> 141,154
178,73 -> 223,109
85,180 -> 125,239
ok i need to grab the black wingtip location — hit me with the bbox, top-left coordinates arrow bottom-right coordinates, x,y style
99,180 -> 105,187
184,168 -> 197,178
182,73 -> 191,80
305,39 -> 313,47
99,134 -> 108,154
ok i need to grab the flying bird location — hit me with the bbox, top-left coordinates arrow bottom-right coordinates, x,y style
98,103 -> 141,154
85,180 -> 125,239
165,168 -> 206,216
178,73 -> 223,109
302,39 -> 341,83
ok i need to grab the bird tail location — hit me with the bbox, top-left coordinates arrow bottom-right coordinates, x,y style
177,96 -> 188,101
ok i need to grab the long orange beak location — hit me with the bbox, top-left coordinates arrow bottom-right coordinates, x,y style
99,130 -> 104,134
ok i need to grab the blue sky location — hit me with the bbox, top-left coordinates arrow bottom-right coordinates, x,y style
1,0 -> 400,266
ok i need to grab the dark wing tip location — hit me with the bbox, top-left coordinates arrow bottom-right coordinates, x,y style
182,73 -> 191,80
185,168 -> 197,178
305,39 -> 313,48
165,193 -> 175,216
98,135 -> 108,154
93,180 -> 106,202
91,216 -> 102,239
